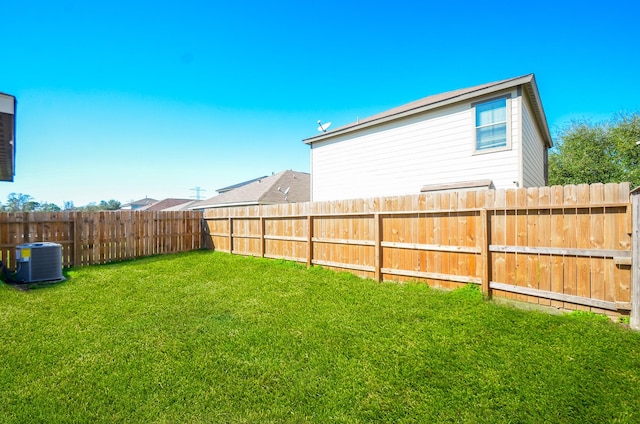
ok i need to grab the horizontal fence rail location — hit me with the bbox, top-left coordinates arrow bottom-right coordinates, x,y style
0,210 -> 203,269
204,183 -> 635,317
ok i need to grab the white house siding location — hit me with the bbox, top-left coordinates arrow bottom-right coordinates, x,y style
521,94 -> 547,187
311,90 -> 521,201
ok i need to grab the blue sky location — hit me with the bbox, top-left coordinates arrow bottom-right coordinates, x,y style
1,0 -> 639,206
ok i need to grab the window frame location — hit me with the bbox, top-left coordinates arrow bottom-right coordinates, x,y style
472,95 -> 512,155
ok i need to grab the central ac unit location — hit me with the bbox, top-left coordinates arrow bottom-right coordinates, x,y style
15,242 -> 64,283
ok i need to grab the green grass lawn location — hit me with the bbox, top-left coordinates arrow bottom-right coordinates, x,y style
1,251 -> 640,423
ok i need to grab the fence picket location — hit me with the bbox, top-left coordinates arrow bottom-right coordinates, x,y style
201,183 -> 633,318
537,187 -> 551,306
3,184 -> 633,319
0,211 -> 202,269
589,184 -> 606,314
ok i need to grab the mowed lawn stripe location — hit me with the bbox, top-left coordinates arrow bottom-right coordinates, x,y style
1,251 -> 639,422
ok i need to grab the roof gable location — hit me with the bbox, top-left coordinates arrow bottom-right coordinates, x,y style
303,74 -> 552,148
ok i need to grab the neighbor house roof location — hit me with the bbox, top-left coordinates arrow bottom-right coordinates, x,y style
303,74 -> 552,148
121,197 -> 159,209
216,175 -> 268,194
191,170 -> 310,209
139,198 -> 194,211
160,200 -> 201,211
0,92 -> 17,182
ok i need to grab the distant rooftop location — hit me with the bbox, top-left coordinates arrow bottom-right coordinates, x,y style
121,197 -> 158,210
216,175 -> 268,194
139,198 -> 194,211
192,170 -> 310,209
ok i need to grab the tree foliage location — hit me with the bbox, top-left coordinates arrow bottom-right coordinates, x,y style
1,194 -> 122,212
548,112 -> 640,187
75,199 -> 122,211
1,193 -> 40,212
99,199 -> 122,210
38,202 -> 62,212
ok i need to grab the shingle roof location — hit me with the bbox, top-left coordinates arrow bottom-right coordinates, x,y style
121,198 -> 158,208
140,198 -> 194,211
161,200 -> 201,211
216,176 -> 268,194
303,74 -> 552,147
191,170 -> 310,209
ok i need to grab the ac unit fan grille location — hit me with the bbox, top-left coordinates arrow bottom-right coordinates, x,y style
30,247 -> 63,281
15,243 -> 64,283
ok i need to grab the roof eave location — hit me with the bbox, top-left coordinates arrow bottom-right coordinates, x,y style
303,74 -> 549,145
193,201 -> 282,210
0,94 -> 17,182
523,75 -> 553,148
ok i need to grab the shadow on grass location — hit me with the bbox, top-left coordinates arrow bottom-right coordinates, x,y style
1,276 -> 67,292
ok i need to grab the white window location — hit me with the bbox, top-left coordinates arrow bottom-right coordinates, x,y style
475,97 -> 508,151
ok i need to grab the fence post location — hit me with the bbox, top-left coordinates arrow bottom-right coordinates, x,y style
73,211 -> 80,267
307,215 -> 313,267
201,216 -> 212,250
631,188 -> 640,330
23,212 -> 30,243
480,209 -> 492,298
259,216 -> 265,258
228,217 -> 233,254
374,213 -> 382,282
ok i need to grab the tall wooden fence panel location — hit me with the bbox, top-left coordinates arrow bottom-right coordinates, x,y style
0,210 -> 202,269
204,183 -> 634,317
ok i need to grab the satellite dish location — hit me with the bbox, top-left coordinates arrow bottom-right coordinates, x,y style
278,186 -> 290,196
277,186 -> 291,200
317,120 -> 332,133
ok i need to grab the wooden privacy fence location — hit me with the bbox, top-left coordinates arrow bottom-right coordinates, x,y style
0,210 -> 203,269
204,183 -> 636,319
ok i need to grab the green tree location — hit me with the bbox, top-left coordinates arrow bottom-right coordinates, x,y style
76,199 -> 122,211
609,113 -> 640,186
2,193 -> 36,212
99,199 -> 122,210
1,193 -> 63,212
78,202 -> 99,212
38,202 -> 62,212
549,112 -> 640,187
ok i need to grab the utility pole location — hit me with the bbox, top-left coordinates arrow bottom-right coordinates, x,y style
190,186 -> 206,200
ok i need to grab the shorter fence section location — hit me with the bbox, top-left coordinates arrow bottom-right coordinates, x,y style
204,183 -> 634,317
0,210 -> 203,269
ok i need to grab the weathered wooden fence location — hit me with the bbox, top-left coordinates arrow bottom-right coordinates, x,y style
0,210 -> 203,269
204,183 -> 636,319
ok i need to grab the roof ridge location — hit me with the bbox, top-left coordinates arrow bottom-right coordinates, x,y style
257,170 -> 293,202
303,74 -> 536,144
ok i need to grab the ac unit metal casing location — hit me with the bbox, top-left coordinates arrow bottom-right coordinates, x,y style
15,242 -> 64,283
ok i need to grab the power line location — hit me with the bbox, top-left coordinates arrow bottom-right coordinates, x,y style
190,186 -> 206,200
